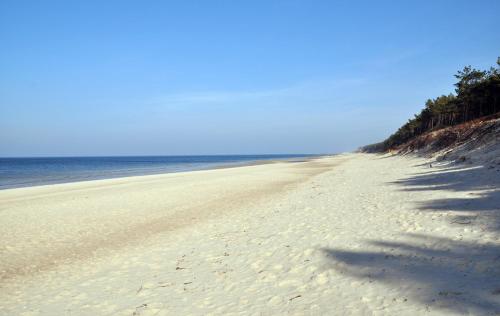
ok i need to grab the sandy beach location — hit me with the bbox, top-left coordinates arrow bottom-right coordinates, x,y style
1,153 -> 499,315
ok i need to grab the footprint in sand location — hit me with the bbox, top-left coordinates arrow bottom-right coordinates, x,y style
272,264 -> 284,271
303,248 -> 315,256
267,295 -> 283,306
315,272 -> 329,285
278,279 -> 302,287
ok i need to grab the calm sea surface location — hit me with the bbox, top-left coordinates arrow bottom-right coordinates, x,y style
0,155 -> 316,190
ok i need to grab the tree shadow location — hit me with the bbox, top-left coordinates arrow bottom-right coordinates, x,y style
395,163 -> 500,232
321,162 -> 500,314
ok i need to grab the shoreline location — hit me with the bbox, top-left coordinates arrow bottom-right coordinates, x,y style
0,155 -> 339,281
0,154 -> 327,191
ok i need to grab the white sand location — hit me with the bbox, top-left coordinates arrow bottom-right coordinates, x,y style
1,153 -> 499,315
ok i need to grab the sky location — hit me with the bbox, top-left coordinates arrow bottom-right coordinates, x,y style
1,0 -> 499,156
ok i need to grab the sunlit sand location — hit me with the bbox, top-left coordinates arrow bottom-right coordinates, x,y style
1,153 -> 499,315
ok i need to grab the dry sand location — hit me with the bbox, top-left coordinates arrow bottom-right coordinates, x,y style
1,153 -> 499,315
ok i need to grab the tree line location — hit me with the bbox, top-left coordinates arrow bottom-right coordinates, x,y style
382,57 -> 500,150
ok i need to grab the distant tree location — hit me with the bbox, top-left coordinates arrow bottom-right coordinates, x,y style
382,57 -> 500,150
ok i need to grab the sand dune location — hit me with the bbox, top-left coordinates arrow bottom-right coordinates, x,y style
1,153 -> 499,315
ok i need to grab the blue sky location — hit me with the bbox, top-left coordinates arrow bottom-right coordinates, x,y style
1,0 -> 499,156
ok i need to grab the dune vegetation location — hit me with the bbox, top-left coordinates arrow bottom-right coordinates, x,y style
380,57 -> 500,151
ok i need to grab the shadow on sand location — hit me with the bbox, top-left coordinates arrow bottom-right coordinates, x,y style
321,162 -> 500,314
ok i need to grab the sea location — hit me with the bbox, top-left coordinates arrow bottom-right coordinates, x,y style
0,154 -> 317,190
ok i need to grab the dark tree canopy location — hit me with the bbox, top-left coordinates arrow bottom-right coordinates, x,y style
383,57 -> 500,150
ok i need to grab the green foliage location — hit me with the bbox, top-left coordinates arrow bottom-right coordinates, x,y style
383,57 -> 500,150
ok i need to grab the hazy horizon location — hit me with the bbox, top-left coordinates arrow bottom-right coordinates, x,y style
1,1 -> 500,157
0,153 -> 325,158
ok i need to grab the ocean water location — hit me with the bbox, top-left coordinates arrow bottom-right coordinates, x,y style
0,155 -> 315,190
